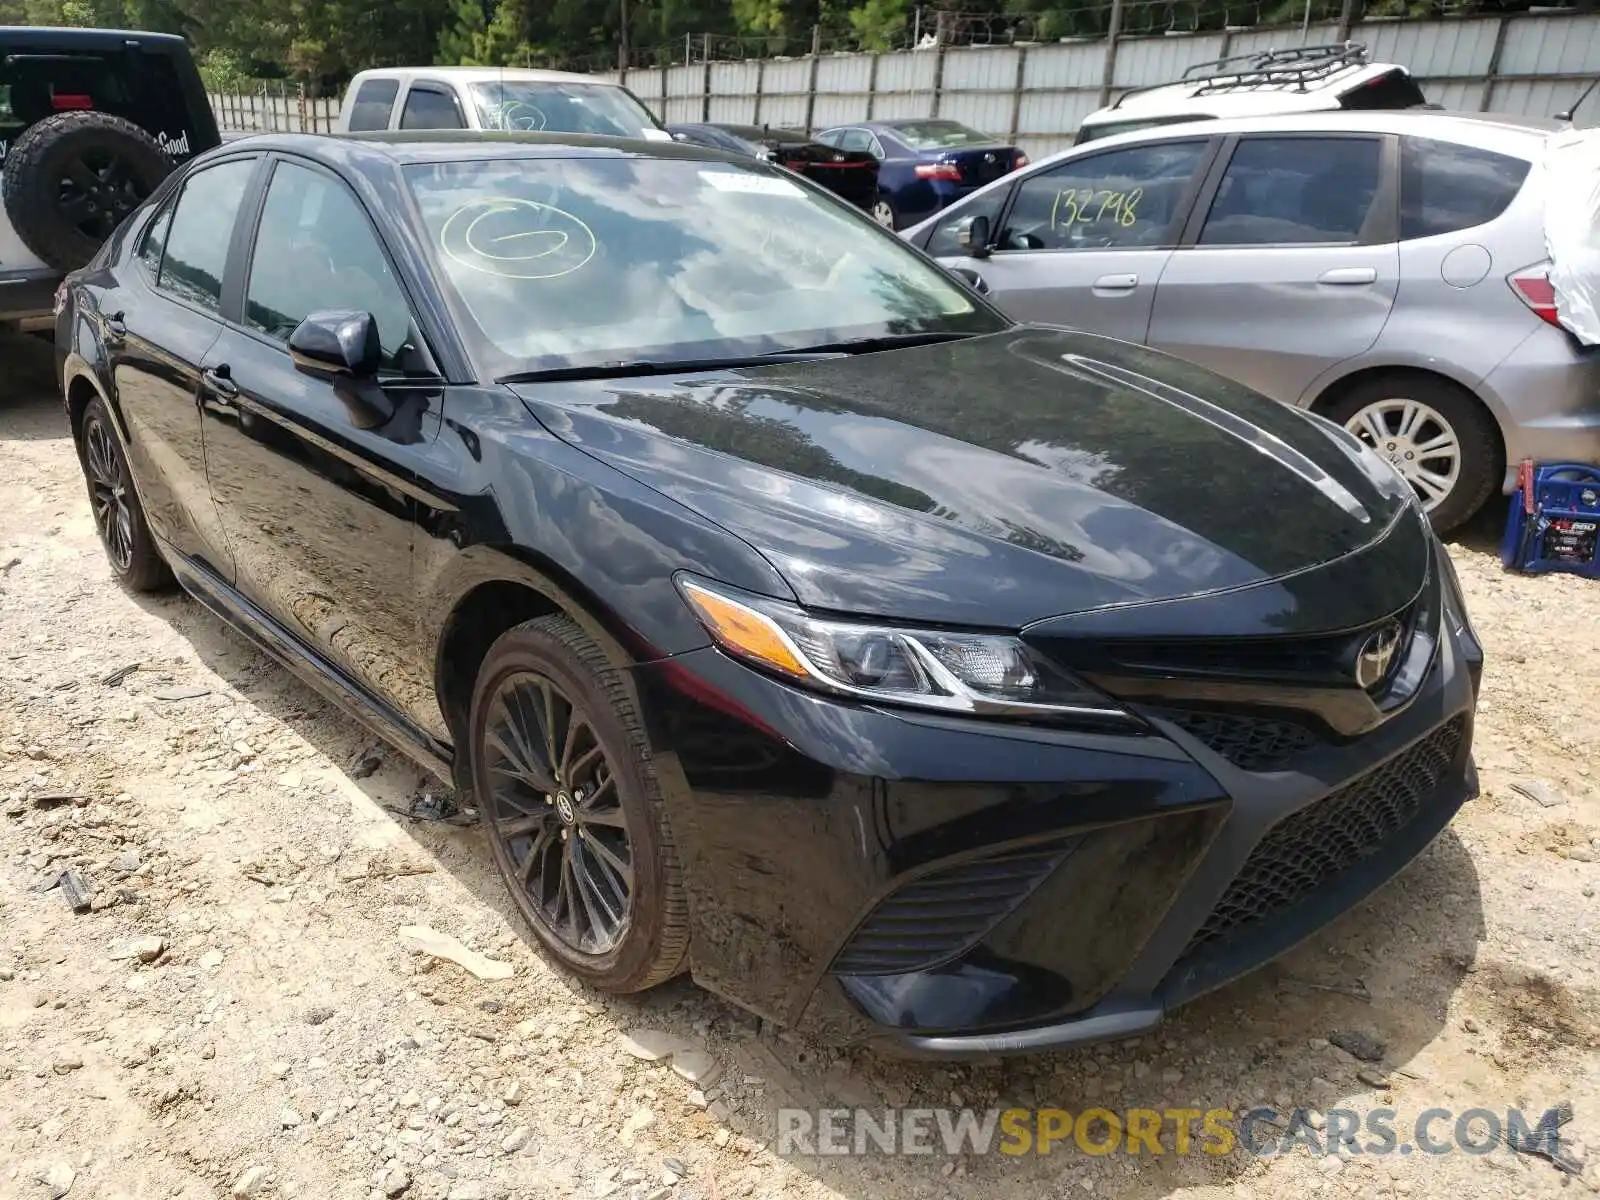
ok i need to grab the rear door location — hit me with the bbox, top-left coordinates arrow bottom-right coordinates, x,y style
929,138 -> 1215,344
1147,132 -> 1400,403
110,154 -> 260,576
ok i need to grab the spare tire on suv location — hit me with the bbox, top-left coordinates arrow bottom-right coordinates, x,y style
2,111 -> 175,272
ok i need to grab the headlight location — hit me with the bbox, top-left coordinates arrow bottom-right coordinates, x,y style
1434,536 -> 1475,640
676,576 -> 1134,722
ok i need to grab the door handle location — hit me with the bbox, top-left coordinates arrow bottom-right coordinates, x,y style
201,365 -> 239,400
1317,267 -> 1378,285
1092,273 -> 1139,291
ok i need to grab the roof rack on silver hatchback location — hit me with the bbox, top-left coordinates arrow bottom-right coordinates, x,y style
1110,42 -> 1369,108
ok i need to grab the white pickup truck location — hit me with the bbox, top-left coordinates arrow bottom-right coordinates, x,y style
334,67 -> 673,141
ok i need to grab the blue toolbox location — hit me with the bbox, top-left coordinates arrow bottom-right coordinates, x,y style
1501,459 -> 1600,579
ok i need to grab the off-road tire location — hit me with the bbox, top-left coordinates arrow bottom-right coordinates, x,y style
2,112 -> 173,272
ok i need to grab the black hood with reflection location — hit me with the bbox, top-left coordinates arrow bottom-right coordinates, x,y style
514,326 -> 1423,630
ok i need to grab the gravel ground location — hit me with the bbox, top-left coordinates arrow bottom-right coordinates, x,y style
2,331 -> 1597,1200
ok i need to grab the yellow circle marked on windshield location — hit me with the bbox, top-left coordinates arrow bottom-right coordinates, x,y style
440,197 -> 597,281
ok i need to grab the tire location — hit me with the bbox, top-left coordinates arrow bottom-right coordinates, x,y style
469,614 -> 689,993
2,112 -> 174,272
871,192 -> 899,231
1323,373 -> 1500,535
77,397 -> 173,592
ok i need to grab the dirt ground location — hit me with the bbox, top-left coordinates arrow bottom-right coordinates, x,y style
1,330 -> 1597,1200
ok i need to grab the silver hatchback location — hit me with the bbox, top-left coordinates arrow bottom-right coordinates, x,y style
904,110 -> 1600,532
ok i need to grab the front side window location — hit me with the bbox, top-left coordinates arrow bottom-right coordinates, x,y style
998,141 -> 1208,251
157,158 -> 256,311
890,120 -> 995,149
400,86 -> 466,130
1199,136 -> 1383,246
404,156 -> 1003,375
1400,136 -> 1529,240
471,81 -> 663,139
244,161 -> 414,365
925,185 -> 1011,256
347,79 -> 399,132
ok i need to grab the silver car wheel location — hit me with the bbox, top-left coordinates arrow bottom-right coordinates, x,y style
1345,398 -> 1462,512
871,200 -> 895,228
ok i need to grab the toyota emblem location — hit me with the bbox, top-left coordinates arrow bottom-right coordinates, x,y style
832,152 -> 844,161
1355,622 -> 1403,690
983,152 -> 996,163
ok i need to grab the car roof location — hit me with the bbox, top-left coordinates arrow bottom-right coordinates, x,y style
1072,107 -> 1559,155
0,25 -> 189,50
218,129 -> 743,167
348,65 -> 612,86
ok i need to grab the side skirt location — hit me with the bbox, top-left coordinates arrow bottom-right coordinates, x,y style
166,549 -> 456,784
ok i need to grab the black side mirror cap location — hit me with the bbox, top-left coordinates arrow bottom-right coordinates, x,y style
289,311 -> 382,379
956,213 -> 992,259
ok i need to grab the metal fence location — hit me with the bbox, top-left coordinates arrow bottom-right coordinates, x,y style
595,10 -> 1600,158
210,82 -> 339,135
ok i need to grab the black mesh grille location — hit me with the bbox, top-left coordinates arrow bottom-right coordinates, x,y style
831,839 -> 1077,976
1180,716 -> 1465,963
1161,710 -> 1319,771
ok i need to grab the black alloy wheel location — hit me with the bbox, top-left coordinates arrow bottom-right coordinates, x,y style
471,614 -> 688,991
484,669 -> 634,954
79,397 -> 171,591
58,148 -> 148,242
84,411 -> 134,573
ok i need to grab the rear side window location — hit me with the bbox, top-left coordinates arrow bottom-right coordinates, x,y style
1400,136 -> 1530,240
157,158 -> 255,311
400,86 -> 466,130
0,48 -> 195,156
347,79 -> 399,132
1199,136 -> 1382,246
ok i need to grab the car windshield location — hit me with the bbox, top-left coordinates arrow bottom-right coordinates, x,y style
470,81 -> 663,139
891,120 -> 996,149
404,154 -> 1000,375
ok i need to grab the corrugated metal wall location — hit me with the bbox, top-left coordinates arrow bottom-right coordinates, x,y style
601,11 -> 1600,158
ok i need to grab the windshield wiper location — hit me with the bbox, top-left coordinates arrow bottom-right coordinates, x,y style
787,331 -> 980,355
496,351 -> 838,384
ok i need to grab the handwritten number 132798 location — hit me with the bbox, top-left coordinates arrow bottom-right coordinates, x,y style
1051,186 -> 1144,229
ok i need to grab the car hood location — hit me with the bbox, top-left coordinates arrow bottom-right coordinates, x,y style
512,326 -> 1422,630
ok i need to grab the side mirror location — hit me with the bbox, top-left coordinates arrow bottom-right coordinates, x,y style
956,214 -> 992,259
948,266 -> 989,295
289,311 -> 382,379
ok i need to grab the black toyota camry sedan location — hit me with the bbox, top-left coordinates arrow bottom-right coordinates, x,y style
57,130 -> 1482,1057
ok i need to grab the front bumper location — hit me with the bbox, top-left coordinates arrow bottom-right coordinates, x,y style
632,594 -> 1482,1058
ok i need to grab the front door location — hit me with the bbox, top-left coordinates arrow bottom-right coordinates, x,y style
935,138 -> 1214,345
1147,133 -> 1400,404
199,155 -> 442,723
109,155 -> 257,575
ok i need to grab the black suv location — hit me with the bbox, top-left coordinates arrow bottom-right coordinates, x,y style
1,26 -> 218,330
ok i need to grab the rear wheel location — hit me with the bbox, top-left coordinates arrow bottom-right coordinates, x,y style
78,397 -> 173,592
871,193 -> 899,230
1324,374 -> 1499,535
469,614 -> 688,992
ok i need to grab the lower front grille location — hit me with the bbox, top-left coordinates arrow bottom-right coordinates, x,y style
831,838 -> 1078,976
1179,715 -> 1465,963
1160,709 -> 1319,771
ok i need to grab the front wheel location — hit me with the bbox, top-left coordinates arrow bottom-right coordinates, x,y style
1324,375 -> 1500,535
468,614 -> 689,992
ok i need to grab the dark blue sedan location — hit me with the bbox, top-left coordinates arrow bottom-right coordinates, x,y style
815,118 -> 1027,230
